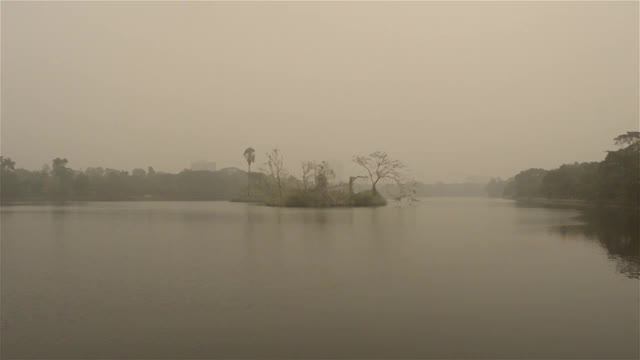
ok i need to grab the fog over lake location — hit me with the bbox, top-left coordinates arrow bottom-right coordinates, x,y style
2,199 -> 638,358
2,1 -> 637,182
1,1 -> 638,359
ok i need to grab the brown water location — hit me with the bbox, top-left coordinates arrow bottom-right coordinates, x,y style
1,198 -> 638,358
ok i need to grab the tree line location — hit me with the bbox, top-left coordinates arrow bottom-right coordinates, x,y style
486,131 -> 639,206
0,159 -> 251,202
0,149 -> 410,207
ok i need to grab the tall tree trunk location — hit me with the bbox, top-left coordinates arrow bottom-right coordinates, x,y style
247,163 -> 251,197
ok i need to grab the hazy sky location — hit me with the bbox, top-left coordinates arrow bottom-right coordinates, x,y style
1,1 -> 638,182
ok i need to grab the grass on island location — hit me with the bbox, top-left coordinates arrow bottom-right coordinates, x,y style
233,189 -> 387,208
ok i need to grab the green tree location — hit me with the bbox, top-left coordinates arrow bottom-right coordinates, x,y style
243,147 -> 256,196
132,168 -> 146,177
1,156 -> 16,172
540,162 -> 599,200
598,136 -> 639,205
513,168 -> 548,198
74,172 -> 91,198
485,177 -> 507,197
50,158 -> 74,200
614,131 -> 640,147
0,156 -> 20,200
313,161 -> 335,194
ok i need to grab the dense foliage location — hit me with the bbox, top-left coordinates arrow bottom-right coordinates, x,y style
0,160 -> 254,201
486,132 -> 639,206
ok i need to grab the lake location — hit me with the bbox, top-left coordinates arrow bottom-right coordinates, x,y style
1,198 -> 638,358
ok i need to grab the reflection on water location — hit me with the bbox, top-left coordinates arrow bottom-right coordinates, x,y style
1,199 -> 638,358
550,207 -> 640,279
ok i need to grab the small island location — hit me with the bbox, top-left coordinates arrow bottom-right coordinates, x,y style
235,148 -> 413,208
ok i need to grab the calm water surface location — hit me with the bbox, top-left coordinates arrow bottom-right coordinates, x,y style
1,198 -> 638,358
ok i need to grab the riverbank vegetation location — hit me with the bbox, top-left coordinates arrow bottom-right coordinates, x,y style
1,149 -> 412,207
0,159 -> 253,202
486,132 -> 639,207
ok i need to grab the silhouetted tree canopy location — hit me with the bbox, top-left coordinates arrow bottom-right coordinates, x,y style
243,147 -> 256,197
354,151 -> 406,193
490,132 -> 639,207
0,158 -> 253,202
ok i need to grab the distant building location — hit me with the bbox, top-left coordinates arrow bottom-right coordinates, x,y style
191,160 -> 217,172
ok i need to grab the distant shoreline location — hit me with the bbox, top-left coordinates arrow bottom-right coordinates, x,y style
513,197 -> 639,210
2,196 -> 637,210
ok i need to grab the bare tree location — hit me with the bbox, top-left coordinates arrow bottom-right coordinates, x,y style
347,175 -> 367,195
243,147 -> 256,196
264,148 -> 287,200
353,151 -> 406,193
301,161 -> 316,191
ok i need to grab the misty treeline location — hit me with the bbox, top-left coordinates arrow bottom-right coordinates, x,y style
0,159 -> 252,201
410,182 -> 487,197
0,149 -> 412,206
486,132 -> 639,206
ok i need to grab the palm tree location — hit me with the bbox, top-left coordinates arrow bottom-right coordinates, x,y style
243,147 -> 256,196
